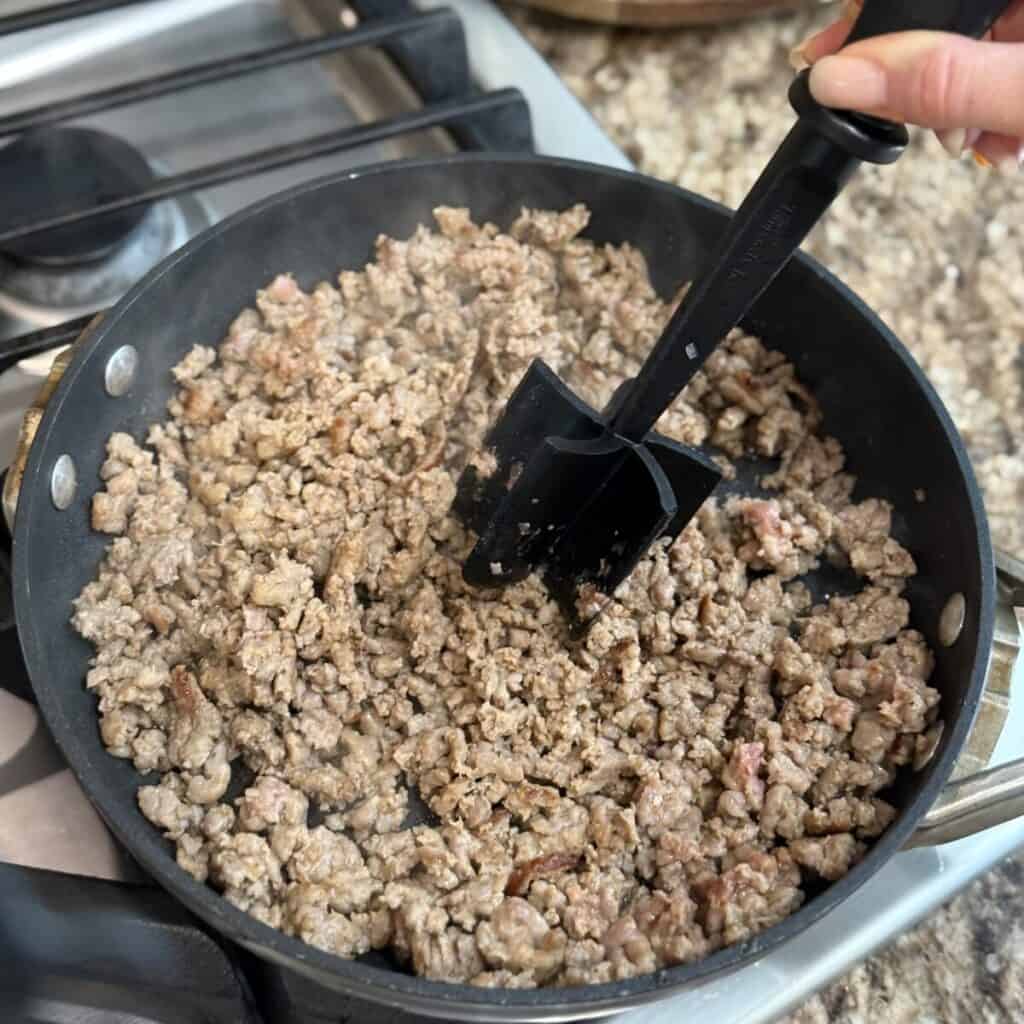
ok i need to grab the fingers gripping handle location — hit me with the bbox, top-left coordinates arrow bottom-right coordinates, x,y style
846,0 -> 1015,45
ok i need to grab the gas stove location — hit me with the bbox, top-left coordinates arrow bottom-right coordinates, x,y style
0,3 -> 1021,1023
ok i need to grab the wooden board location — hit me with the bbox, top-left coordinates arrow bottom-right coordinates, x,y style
511,0 -> 823,27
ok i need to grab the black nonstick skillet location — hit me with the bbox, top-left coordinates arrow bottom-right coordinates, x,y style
4,151 -> 1023,1021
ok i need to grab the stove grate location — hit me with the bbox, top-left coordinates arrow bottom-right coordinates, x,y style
0,0 -> 533,363
0,0 -> 157,36
0,10 -> 474,139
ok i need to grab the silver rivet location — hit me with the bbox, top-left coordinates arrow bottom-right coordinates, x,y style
50,454 -> 77,511
104,345 -> 138,397
938,592 -> 966,647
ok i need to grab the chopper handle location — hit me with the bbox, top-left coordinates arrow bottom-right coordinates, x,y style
845,0 -> 1015,46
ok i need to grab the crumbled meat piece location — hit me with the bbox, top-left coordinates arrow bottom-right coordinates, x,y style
167,666 -> 223,772
73,206 -> 939,988
476,898 -> 568,982
789,835 -> 863,881
285,883 -> 373,958
695,851 -> 802,945
828,588 -> 910,647
407,925 -> 486,982
835,499 -> 917,583
138,775 -> 202,838
237,776 -> 309,832
209,832 -> 284,910
760,784 -> 807,840
731,492 -> 831,580
850,712 -> 897,764
803,796 -> 896,839
721,742 -> 765,811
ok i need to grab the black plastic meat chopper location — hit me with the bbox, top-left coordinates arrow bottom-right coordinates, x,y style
454,0 -> 1012,629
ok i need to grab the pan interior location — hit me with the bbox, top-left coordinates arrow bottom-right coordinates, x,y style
13,155 -> 992,1017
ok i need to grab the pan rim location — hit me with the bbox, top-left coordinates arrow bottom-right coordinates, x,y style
12,152 -> 996,1019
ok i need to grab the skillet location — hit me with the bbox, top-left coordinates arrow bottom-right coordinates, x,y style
5,154 -> 1021,1021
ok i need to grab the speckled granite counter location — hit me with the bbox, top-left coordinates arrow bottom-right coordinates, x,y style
787,849 -> 1024,1023
506,3 -> 1024,1020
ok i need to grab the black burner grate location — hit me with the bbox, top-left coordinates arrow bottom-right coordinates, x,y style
0,0 -> 533,367
0,0 -> 157,35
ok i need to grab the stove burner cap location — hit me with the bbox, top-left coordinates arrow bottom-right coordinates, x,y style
0,127 -> 155,267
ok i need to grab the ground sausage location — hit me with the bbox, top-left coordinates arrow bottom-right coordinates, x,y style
73,206 -> 939,987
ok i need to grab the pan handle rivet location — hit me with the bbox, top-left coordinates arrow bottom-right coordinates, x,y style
105,345 -> 138,397
50,454 -> 77,511
938,592 -> 966,647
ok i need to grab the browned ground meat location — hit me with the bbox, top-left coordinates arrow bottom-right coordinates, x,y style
72,206 -> 941,987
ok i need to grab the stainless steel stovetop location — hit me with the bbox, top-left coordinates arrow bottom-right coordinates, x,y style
0,3 -> 1021,1022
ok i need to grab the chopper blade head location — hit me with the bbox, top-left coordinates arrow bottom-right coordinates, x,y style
461,433 -> 678,596
541,435 -> 721,630
452,358 -> 604,535
643,434 -> 723,537
453,359 -> 723,631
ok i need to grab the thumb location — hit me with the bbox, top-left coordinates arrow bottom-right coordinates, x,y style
807,31 -> 1024,138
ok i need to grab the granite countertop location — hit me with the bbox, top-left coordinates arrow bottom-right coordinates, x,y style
786,853 -> 1024,1023
505,3 -> 1024,1020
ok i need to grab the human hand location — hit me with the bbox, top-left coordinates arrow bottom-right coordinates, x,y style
791,0 -> 1024,172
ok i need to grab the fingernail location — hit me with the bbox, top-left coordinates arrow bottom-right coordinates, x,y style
841,0 -> 863,21
808,55 -> 887,110
939,128 -> 982,159
789,39 -> 811,71
937,129 -> 967,158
